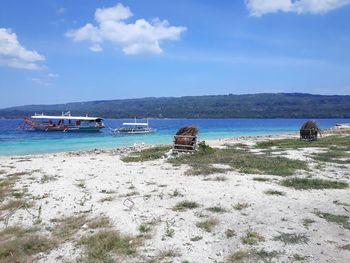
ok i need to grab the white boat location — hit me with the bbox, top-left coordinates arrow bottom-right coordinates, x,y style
110,118 -> 155,134
335,123 -> 350,129
20,111 -> 104,132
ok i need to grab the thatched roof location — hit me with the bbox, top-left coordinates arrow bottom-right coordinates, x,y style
300,120 -> 320,130
175,126 -> 198,136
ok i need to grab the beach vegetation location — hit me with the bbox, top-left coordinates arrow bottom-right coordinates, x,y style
225,229 -> 236,238
169,189 -> 184,197
273,232 -> 309,244
264,190 -> 285,196
87,216 -> 111,229
196,218 -> 219,232
206,206 -> 227,213
0,226 -> 56,263
313,149 -> 350,164
52,215 -> 88,240
280,178 -> 348,190
252,177 -> 270,182
99,196 -> 115,202
203,175 -> 228,181
315,211 -> 350,230
293,254 -> 307,261
339,244 -> 350,250
121,146 -> 171,162
190,235 -> 203,241
198,141 -> 215,153
226,249 -> 279,263
233,202 -> 250,211
169,146 -> 307,176
302,218 -> 316,228
78,230 -> 138,262
173,201 -> 200,211
241,230 -> 265,245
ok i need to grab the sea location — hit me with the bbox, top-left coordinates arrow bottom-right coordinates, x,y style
0,118 -> 348,156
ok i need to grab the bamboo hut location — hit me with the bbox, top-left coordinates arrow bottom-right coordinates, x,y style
300,120 -> 321,141
173,126 -> 198,152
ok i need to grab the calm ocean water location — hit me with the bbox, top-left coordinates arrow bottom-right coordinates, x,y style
0,118 -> 348,156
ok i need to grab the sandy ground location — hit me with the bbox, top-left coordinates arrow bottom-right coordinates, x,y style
0,132 -> 350,263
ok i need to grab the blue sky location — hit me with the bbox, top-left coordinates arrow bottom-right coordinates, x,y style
1,0 -> 350,108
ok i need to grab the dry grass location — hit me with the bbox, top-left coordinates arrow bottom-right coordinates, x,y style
281,178 -> 348,190
78,230 -> 138,262
173,200 -> 200,211
196,218 -> 219,232
52,215 -> 88,240
273,232 -> 309,244
241,230 -> 265,245
87,216 -> 111,229
0,226 -> 56,263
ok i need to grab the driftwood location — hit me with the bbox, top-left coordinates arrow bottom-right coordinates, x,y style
300,120 -> 321,141
173,126 -> 198,152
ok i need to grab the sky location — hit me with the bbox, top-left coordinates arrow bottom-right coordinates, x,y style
0,0 -> 350,108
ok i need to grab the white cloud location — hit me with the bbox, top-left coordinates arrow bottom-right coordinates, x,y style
57,7 -> 65,14
48,73 -> 59,78
0,28 -> 45,70
245,0 -> 350,16
66,3 -> 186,55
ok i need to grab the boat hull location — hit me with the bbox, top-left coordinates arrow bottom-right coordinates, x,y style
30,126 -> 103,132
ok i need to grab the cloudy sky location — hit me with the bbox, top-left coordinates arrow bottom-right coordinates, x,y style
1,0 -> 350,108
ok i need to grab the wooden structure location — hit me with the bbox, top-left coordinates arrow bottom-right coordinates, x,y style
173,126 -> 198,152
300,120 -> 321,141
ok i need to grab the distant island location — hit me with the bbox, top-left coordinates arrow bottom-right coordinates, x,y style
1,93 -> 350,119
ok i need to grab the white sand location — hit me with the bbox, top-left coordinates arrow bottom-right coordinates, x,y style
0,133 -> 349,262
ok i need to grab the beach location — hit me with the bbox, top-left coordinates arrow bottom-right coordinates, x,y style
1,131 -> 350,263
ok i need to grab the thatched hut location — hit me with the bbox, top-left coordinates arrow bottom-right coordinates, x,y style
300,120 -> 321,141
173,126 -> 198,152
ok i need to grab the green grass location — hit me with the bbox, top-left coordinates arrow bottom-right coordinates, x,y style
253,177 -> 270,182
0,226 -> 56,263
206,206 -> 227,213
273,232 -> 309,244
173,201 -> 200,211
313,149 -> 350,164
190,235 -> 203,241
196,218 -> 219,232
293,254 -> 307,261
241,230 -> 265,245
233,202 -> 249,211
255,135 -> 350,150
264,190 -> 285,196
78,230 -> 138,262
169,146 -> 307,176
121,146 -> 171,162
315,211 -> 350,230
281,178 -> 348,190
226,249 -> 279,263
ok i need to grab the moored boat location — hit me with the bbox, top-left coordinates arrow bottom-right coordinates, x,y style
110,118 -> 155,134
19,112 -> 104,132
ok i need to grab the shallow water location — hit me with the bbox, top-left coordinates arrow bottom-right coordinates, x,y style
0,118 -> 347,156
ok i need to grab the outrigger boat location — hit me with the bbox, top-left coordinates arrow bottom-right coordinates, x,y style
110,118 -> 155,134
19,112 -> 104,132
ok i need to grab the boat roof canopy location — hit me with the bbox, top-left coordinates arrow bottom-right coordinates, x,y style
31,115 -> 103,121
122,122 -> 148,126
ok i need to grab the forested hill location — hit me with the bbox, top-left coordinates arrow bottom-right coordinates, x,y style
1,93 -> 350,118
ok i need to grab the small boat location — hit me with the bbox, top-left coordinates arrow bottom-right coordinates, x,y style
19,111 -> 104,132
110,118 -> 155,134
335,123 -> 350,129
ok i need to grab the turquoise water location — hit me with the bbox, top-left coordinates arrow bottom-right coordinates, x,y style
0,118 -> 347,156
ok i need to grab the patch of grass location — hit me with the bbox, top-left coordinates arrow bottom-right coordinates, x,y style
273,232 -> 309,244
339,244 -> 350,250
190,235 -> 203,241
99,196 -> 115,203
315,211 -> 350,230
203,175 -> 228,181
253,177 -> 270,182
255,136 -> 350,150
40,174 -> 57,183
138,223 -> 152,234
226,249 -> 279,263
233,202 -> 249,211
169,146 -> 307,176
264,190 -> 285,196
302,218 -> 316,228
78,230 -> 138,262
196,218 -> 219,232
173,201 -> 199,211
125,191 -> 139,197
281,178 -> 348,190
52,215 -> 88,240
75,180 -> 86,189
313,149 -> 350,164
225,229 -> 236,238
333,200 -> 350,206
241,230 -> 265,245
87,216 -> 111,229
206,206 -> 227,213
121,146 -> 171,162
0,173 -> 22,202
293,254 -> 307,261
0,226 -> 56,263
169,189 -> 184,198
